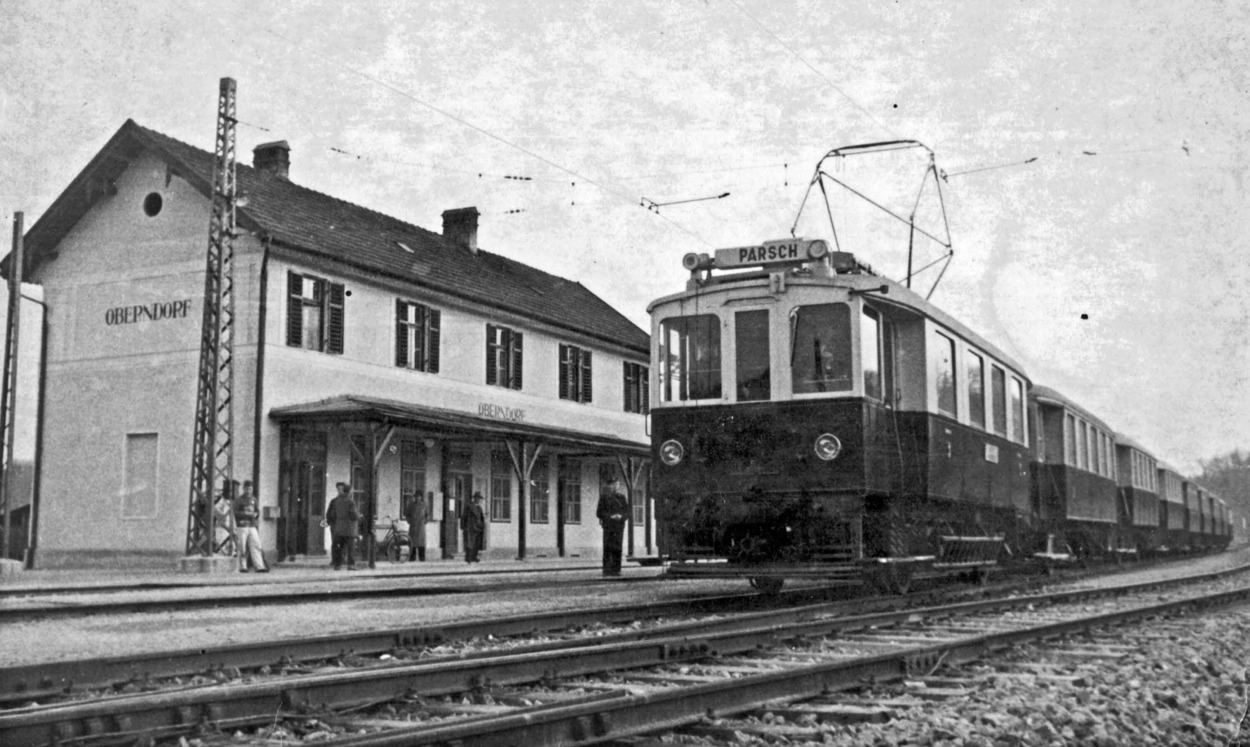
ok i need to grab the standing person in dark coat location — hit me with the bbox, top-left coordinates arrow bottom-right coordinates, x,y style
325,481 -> 359,570
461,492 -> 486,563
597,475 -> 630,577
406,492 -> 428,561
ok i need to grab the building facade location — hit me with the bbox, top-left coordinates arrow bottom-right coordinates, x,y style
20,121 -> 652,568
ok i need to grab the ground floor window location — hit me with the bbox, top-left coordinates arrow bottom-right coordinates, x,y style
559,459 -> 582,524
530,457 -> 550,523
490,450 -> 512,522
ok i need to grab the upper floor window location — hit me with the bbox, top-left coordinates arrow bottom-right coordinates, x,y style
966,352 -> 985,429
396,300 -> 441,373
486,324 -> 523,390
287,272 -> 344,353
736,310 -> 771,401
931,330 -> 957,417
623,361 -> 650,414
660,314 -> 721,401
792,303 -> 852,394
559,344 -> 593,403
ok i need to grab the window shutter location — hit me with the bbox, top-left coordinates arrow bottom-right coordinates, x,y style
326,283 -> 345,354
395,300 -> 408,368
558,345 -> 570,400
510,331 -> 523,390
426,309 -> 440,374
641,367 -> 650,414
580,349 -> 592,403
286,272 -> 302,347
486,324 -> 498,385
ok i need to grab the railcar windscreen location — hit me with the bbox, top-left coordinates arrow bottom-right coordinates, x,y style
790,303 -> 852,394
660,314 -> 722,401
861,307 -> 882,400
735,309 -> 771,401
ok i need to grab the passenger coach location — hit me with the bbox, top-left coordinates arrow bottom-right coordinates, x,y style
649,239 -> 1032,590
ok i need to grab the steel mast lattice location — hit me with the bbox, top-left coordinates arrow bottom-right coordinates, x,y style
185,78 -> 238,557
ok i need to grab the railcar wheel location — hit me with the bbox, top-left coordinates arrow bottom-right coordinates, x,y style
749,577 -> 785,595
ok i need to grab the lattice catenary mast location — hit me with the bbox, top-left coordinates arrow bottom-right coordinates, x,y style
185,78 -> 238,556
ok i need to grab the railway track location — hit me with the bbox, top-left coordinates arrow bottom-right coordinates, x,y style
4,563 -> 1249,746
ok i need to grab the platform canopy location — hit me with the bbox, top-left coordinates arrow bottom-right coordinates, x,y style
268,394 -> 649,458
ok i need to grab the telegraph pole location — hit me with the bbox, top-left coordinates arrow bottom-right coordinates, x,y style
0,212 -> 22,561
185,78 -> 238,558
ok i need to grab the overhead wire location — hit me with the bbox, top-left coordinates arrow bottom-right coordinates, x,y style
220,7 -> 717,247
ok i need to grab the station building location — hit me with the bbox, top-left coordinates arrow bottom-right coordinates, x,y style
19,120 -> 653,568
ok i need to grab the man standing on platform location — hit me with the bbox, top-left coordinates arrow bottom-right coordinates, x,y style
406,492 -> 428,561
326,481 -> 359,570
597,475 -> 629,577
233,480 -> 269,572
461,492 -> 486,563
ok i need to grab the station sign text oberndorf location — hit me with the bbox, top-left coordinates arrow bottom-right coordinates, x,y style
713,238 -> 829,269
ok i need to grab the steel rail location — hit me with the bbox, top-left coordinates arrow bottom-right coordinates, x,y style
3,564 -> 1248,747
316,581 -> 1250,747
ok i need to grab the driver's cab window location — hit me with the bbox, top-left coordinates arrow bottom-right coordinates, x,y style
659,314 -> 722,401
791,303 -> 852,394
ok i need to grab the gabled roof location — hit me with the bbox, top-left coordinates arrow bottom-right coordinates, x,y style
19,120 -> 649,355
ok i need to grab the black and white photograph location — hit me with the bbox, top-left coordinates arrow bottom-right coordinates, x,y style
1,2 -> 1249,745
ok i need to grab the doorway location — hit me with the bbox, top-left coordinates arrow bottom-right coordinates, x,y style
442,447 -> 471,558
279,428 -> 328,559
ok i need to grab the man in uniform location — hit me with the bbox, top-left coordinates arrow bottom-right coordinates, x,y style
325,481 -> 359,570
596,475 -> 630,577
461,492 -> 486,563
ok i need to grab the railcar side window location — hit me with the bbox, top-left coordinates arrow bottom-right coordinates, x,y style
1011,377 -> 1025,444
791,303 -> 853,394
1065,414 -> 1076,466
735,310 -> 771,401
861,308 -> 882,400
660,314 -> 722,401
967,352 -> 985,428
931,330 -> 957,416
991,366 -> 1007,436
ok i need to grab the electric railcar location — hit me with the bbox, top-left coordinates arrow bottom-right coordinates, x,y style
649,238 -> 1233,592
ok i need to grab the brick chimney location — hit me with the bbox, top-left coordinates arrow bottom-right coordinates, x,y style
252,140 -> 291,180
442,207 -> 480,253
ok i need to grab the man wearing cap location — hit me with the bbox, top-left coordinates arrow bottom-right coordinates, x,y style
325,481 -> 359,570
233,480 -> 269,573
461,492 -> 486,563
596,475 -> 630,577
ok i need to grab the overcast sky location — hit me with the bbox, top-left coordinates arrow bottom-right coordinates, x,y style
1,1 -> 1246,474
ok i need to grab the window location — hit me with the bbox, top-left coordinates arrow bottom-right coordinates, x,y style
1090,429 -> 1100,475
931,330 -> 957,416
559,344 -> 593,403
530,457 -> 550,524
792,303 -> 853,394
632,479 -> 646,525
400,440 -> 427,514
123,433 -> 158,519
558,459 -> 582,524
486,324 -> 523,389
1011,378 -> 1025,444
1065,414 -> 1076,466
490,451 -> 512,522
350,435 -> 371,517
660,314 -> 721,401
395,300 -> 441,373
1077,421 -> 1087,470
861,307 -> 882,401
991,365 -> 1007,436
967,352 -> 985,428
736,310 -> 771,401
287,272 -> 344,353
623,361 -> 650,414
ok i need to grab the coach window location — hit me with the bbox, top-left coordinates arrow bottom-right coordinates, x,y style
1065,414 -> 1076,466
660,314 -> 721,401
861,307 -> 883,401
1011,377 -> 1025,444
966,352 -> 985,429
735,310 -> 771,401
991,365 -> 1007,436
930,330 -> 957,417
791,303 -> 852,394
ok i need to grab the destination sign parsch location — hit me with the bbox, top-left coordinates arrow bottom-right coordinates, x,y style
713,238 -> 829,269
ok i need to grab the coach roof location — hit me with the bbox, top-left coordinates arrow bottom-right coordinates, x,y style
17,119 -> 649,355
